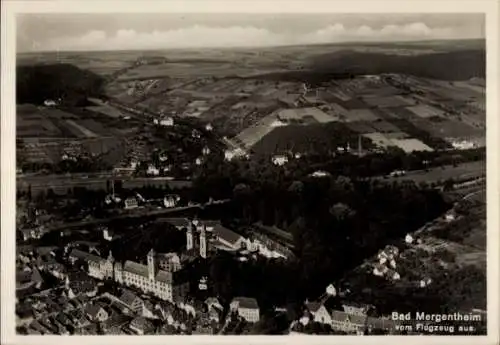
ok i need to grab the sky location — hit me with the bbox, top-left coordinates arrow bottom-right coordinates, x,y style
17,13 -> 485,52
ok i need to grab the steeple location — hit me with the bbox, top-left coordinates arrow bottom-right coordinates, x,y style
199,225 -> 207,259
186,221 -> 195,250
108,250 -> 114,263
147,248 -> 156,280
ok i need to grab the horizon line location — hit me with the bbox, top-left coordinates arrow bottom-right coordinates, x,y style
16,37 -> 485,55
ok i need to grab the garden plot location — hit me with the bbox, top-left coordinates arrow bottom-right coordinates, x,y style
277,107 -> 335,123
383,132 -> 409,140
362,95 -> 416,108
413,117 -> 484,140
362,132 -> 395,148
370,120 -> 401,133
345,109 -> 379,122
406,104 -> 445,118
345,121 -> 376,134
390,138 -> 434,153
65,120 -> 98,138
86,105 -> 124,119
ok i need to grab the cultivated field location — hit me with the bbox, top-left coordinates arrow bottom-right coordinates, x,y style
19,40 -> 485,158
382,160 -> 485,183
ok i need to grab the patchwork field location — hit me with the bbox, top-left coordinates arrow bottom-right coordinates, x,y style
382,160 -> 486,184
277,107 -> 336,123
16,103 -> 134,166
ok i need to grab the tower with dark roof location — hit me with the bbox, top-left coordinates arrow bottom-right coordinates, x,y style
147,248 -> 156,281
186,221 -> 195,250
199,225 -> 207,259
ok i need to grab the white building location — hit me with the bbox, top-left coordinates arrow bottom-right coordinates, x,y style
310,170 -> 330,178
130,160 -> 139,170
147,165 -> 160,176
272,155 -> 288,166
270,119 -> 287,127
325,284 -> 337,297
445,212 -> 456,222
124,197 -> 138,210
224,148 -> 246,161
230,297 -> 260,323
103,228 -> 114,241
405,234 -> 414,245
163,195 -> 179,208
372,263 -> 388,277
202,146 -> 211,156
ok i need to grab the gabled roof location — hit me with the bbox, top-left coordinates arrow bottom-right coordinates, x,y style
67,272 -> 96,295
155,270 -> 173,284
205,297 -> 222,308
123,260 -> 149,278
69,249 -> 102,263
143,300 -> 154,311
156,300 -> 176,314
119,290 -> 142,307
163,218 -> 191,228
31,268 -> 44,284
130,316 -> 154,331
214,225 -> 244,245
330,310 -> 367,325
231,297 -> 259,310
85,304 -> 105,318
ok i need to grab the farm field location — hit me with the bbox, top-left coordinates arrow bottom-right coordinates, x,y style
17,41 -> 486,161
277,107 -> 336,123
116,62 -> 250,80
406,104 -> 446,118
17,103 -> 134,166
390,138 -> 433,153
381,160 -> 485,184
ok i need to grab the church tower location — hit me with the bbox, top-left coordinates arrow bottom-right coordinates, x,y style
186,222 -> 194,250
147,248 -> 156,280
114,262 -> 123,284
105,250 -> 115,279
199,225 -> 207,259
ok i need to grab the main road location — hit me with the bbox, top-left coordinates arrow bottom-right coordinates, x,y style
42,199 -> 230,233
17,173 -> 193,194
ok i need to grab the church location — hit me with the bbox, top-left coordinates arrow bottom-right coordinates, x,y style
67,218 -> 258,302
68,248 -> 190,303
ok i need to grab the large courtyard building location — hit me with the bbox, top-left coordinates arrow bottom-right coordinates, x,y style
68,249 -> 189,303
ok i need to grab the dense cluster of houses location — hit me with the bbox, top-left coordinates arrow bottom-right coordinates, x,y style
290,284 -> 396,335
16,242 -> 262,335
371,245 -> 401,281
16,279 -> 232,335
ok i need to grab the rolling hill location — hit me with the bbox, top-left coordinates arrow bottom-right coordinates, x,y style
17,63 -> 106,106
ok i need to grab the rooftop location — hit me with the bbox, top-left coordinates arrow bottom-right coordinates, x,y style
69,249 -> 102,263
214,225 -> 243,245
162,217 -> 191,228
119,289 -> 141,307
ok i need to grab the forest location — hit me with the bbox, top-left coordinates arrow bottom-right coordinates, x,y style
191,155 -> 451,313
